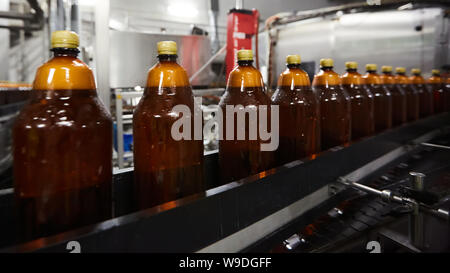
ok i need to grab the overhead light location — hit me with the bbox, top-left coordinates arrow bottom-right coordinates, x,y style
167,3 -> 199,18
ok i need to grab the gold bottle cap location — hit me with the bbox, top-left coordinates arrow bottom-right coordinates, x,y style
286,54 -> 301,65
366,64 -> 377,71
320,58 -> 333,67
396,67 -> 406,74
381,66 -> 393,73
411,68 -> 421,75
237,49 -> 253,61
157,41 -> 177,55
51,30 -> 79,49
431,69 -> 440,75
345,61 -> 358,69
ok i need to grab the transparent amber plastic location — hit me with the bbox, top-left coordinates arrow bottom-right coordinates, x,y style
427,74 -> 445,113
312,67 -> 351,150
219,60 -> 274,183
133,55 -> 204,210
380,72 -> 406,126
341,69 -> 374,140
363,71 -> 392,132
395,73 -> 419,121
410,74 -> 433,117
13,49 -> 112,240
272,64 -> 320,166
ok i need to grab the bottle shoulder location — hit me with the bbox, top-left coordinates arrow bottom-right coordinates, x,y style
312,70 -> 341,86
33,56 -> 96,90
277,68 -> 311,87
146,62 -> 190,88
227,66 -> 264,88
409,75 -> 425,84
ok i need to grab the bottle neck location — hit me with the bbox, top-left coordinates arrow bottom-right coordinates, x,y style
287,63 -> 301,69
321,66 -> 333,72
367,70 -> 376,74
397,72 -> 405,76
51,47 -> 80,57
383,72 -> 392,75
346,68 -> 357,73
237,60 -> 253,67
158,54 -> 178,62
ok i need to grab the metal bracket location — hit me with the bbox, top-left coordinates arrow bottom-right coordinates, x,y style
328,181 -> 347,196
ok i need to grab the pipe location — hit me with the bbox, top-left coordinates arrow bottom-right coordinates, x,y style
235,0 -> 243,10
421,142 -> 450,150
209,0 -> 220,54
0,0 -> 44,31
337,177 -> 449,221
409,172 -> 425,249
189,44 -> 227,82
410,172 -> 426,191
266,0 -> 450,29
253,9 -> 260,70
71,0 -> 81,34
0,11 -> 33,21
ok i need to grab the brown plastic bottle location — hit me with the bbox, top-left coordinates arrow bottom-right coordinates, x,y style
312,58 -> 351,150
219,49 -> 274,183
340,61 -> 374,140
12,31 -> 112,241
380,66 -> 406,127
133,41 -> 204,210
427,69 -> 445,113
410,68 -> 433,117
395,67 -> 419,122
363,64 -> 392,133
271,54 -> 320,166
446,77 -> 450,111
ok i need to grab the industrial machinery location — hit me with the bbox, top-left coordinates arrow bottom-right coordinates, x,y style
0,113 -> 448,252
0,0 -> 449,254
260,2 -> 450,88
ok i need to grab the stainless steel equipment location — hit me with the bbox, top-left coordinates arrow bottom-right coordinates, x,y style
262,6 -> 450,87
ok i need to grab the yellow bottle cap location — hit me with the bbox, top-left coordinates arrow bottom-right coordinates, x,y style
431,69 -> 440,75
411,68 -> 421,75
396,67 -> 406,74
237,49 -> 253,61
366,64 -> 377,71
157,41 -> 177,55
345,61 -> 358,69
51,30 -> 79,49
320,58 -> 333,67
286,54 -> 301,65
381,66 -> 393,73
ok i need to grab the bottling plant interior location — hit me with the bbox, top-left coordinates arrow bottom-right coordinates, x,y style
0,0 -> 449,254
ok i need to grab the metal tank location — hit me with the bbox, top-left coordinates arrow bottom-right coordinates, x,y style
262,6 -> 449,87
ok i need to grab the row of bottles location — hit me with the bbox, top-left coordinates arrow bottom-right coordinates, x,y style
13,32 -> 205,241
12,30 -> 450,241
